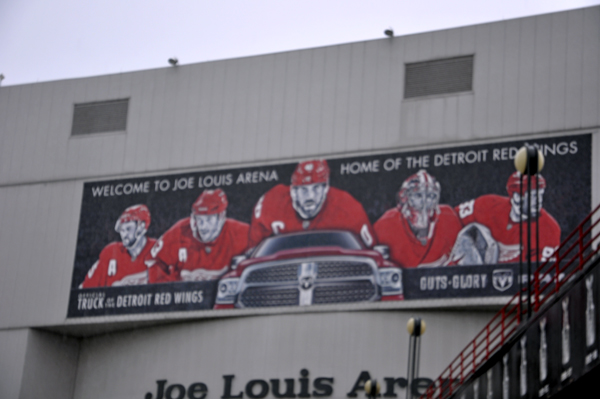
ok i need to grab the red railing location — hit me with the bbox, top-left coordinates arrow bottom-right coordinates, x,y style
423,203 -> 600,399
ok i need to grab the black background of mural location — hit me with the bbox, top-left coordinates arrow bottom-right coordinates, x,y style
71,134 -> 591,292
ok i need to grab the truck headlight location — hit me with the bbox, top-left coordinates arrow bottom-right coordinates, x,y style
216,278 -> 240,304
379,268 -> 403,296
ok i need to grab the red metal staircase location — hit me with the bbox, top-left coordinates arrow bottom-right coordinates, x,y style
423,204 -> 600,399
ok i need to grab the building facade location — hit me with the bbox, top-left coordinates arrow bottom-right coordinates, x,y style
0,6 -> 599,399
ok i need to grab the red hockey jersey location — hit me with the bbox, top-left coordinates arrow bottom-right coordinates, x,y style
147,218 -> 249,283
248,184 -> 376,248
455,194 -> 561,263
81,238 -> 156,288
374,205 -> 462,268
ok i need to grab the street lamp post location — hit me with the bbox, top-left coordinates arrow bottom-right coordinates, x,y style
406,317 -> 426,399
514,145 -> 545,319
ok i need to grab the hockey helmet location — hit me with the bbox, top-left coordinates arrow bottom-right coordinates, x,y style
397,170 -> 441,207
397,170 -> 441,242
291,160 -> 330,186
115,204 -> 151,232
192,189 -> 228,215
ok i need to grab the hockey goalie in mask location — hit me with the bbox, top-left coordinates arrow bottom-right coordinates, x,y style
147,189 -> 249,283
374,170 -> 462,268
248,159 -> 376,248
451,171 -> 561,265
81,204 -> 156,288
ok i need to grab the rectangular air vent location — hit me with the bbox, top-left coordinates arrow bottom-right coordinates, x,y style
71,99 -> 129,136
404,55 -> 473,99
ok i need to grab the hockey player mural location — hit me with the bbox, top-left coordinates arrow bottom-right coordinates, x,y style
374,170 -> 462,268
248,159 -> 376,249
69,134 -> 590,317
451,172 -> 561,265
146,189 -> 249,283
80,204 -> 156,287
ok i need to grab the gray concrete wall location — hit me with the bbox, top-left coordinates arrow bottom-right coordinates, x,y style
0,329 -> 29,399
19,330 -> 79,399
0,7 -> 597,187
0,7 -> 597,399
0,181 -> 82,329
0,329 -> 79,399
72,310 -> 494,399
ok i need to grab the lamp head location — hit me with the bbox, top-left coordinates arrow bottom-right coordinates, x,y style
514,145 -> 544,175
364,379 -> 381,398
407,317 -> 426,336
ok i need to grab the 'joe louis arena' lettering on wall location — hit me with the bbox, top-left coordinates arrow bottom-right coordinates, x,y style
68,134 -> 591,317
144,370 -> 433,399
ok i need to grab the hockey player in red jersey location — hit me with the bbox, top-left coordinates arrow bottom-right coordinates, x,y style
248,159 -> 376,248
147,189 -> 249,283
451,172 -> 561,264
374,170 -> 462,268
81,204 -> 156,288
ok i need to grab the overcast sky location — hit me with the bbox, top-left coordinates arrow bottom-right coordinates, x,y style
1,0 -> 599,86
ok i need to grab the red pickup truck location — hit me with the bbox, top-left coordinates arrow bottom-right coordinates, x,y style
214,230 -> 403,309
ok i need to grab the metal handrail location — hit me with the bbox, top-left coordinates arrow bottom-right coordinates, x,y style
423,203 -> 600,399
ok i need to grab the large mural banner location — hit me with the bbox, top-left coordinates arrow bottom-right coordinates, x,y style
68,134 -> 591,317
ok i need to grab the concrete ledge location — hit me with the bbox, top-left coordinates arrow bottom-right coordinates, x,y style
38,296 -> 510,337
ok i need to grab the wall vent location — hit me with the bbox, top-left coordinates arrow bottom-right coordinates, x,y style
71,99 -> 129,136
404,55 -> 473,99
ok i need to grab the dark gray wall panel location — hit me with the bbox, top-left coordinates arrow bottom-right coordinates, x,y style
548,11 -> 569,132
532,13 -> 553,134
565,9 -> 585,129
581,7 -> 600,129
0,329 -> 28,399
0,182 -> 82,329
516,15 -> 536,134
20,330 -> 79,399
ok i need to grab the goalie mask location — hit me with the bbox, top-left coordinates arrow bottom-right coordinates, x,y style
115,204 -> 151,250
191,189 -> 228,243
397,170 -> 441,243
506,172 -> 546,222
290,160 -> 330,220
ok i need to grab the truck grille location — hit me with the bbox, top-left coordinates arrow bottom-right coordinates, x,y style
245,264 -> 297,283
313,281 -> 377,304
244,259 -> 374,284
237,257 -> 379,308
316,261 -> 373,279
240,287 -> 299,307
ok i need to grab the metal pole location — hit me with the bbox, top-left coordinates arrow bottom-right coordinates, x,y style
406,318 -> 425,399
527,156 -> 532,320
407,334 -> 415,399
415,336 -> 421,383
514,144 -> 544,321
519,173 -> 524,321
535,173 -> 540,310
